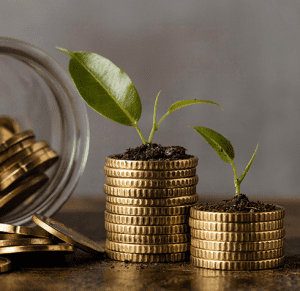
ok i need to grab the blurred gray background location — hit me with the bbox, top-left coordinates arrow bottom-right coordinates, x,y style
1,1 -> 299,199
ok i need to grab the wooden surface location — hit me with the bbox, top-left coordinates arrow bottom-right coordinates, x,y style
0,195 -> 299,291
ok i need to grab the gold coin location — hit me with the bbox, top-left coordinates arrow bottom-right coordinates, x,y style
0,116 -> 20,135
105,157 -> 198,170
0,223 -> 54,238
106,175 -> 198,188
190,255 -> 284,270
0,233 -> 29,239
189,205 -> 285,222
106,249 -> 188,262
106,194 -> 198,207
106,240 -> 189,254
0,127 -> 14,144
188,217 -> 284,232
0,244 -> 75,255
106,232 -> 190,244
0,238 -> 55,247
105,211 -> 188,225
104,167 -> 196,179
0,141 -> 49,174
190,228 -> 285,241
0,137 -> 35,165
190,245 -> 285,261
104,184 -> 196,198
191,237 -> 286,251
106,202 -> 196,216
0,257 -> 11,273
105,221 -> 189,235
0,147 -> 58,191
0,131 -> 35,153
0,173 -> 48,215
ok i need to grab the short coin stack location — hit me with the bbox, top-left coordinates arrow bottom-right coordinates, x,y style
189,206 -> 285,270
0,116 -> 59,217
104,157 -> 199,263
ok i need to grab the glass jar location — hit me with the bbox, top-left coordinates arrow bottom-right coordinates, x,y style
0,37 -> 89,226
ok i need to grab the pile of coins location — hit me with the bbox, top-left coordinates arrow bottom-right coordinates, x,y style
189,206 -> 286,270
104,157 -> 199,263
0,116 -> 59,217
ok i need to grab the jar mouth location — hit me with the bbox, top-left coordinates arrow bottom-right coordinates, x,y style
0,37 -> 90,226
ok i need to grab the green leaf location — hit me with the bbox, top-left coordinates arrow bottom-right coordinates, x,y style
238,143 -> 259,184
189,126 -> 235,163
56,47 -> 142,126
168,100 -> 223,114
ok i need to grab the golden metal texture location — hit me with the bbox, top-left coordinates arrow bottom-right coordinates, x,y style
0,116 -> 20,135
189,205 -> 285,222
106,232 -> 190,244
0,244 -> 75,255
0,223 -> 54,238
32,213 -> 105,255
106,175 -> 198,189
190,237 -> 286,251
0,131 -> 35,153
105,212 -> 188,225
104,167 -> 196,179
105,157 -> 198,170
0,137 -> 35,165
106,202 -> 196,216
105,221 -> 189,235
188,218 -> 284,232
0,238 -> 55,247
190,228 -> 285,241
0,257 -> 11,273
104,184 -> 197,198
0,127 -> 14,144
0,233 -> 30,239
106,194 -> 198,207
190,255 -> 284,270
190,245 -> 285,261
106,249 -> 188,262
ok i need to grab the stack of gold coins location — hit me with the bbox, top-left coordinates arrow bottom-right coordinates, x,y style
189,206 -> 285,270
0,116 -> 59,216
104,157 -> 199,263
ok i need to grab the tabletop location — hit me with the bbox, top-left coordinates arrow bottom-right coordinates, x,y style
0,195 -> 299,291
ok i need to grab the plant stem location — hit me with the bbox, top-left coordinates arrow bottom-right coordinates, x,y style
148,91 -> 161,143
134,123 -> 146,144
230,161 -> 240,195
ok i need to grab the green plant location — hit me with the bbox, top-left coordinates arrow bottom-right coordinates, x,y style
189,126 -> 258,195
56,47 -> 223,144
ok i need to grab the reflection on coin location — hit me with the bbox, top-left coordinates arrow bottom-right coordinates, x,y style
190,255 -> 284,270
106,249 -> 188,262
0,131 -> 35,153
0,148 -> 58,191
189,205 -> 285,222
189,218 -> 284,232
0,116 -> 20,135
0,127 -> 14,144
0,137 -> 35,165
106,194 -> 198,207
190,237 -> 286,252
105,212 -> 188,225
104,184 -> 197,198
0,173 -> 48,215
190,228 -> 285,241
0,238 -> 55,247
105,221 -> 189,235
105,157 -> 198,170
0,257 -> 11,273
106,232 -> 190,244
106,203 -> 196,216
0,244 -> 75,255
0,233 -> 30,239
190,246 -> 285,261
106,240 -> 189,254
106,176 -> 198,188
104,167 -> 196,179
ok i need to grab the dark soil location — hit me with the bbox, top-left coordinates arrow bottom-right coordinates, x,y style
195,193 -> 278,213
109,143 -> 194,161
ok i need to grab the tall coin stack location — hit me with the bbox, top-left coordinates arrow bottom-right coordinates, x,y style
0,116 -> 59,217
104,157 -> 199,263
189,206 -> 285,270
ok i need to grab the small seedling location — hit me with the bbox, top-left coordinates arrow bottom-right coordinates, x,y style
189,126 -> 258,195
56,47 -> 223,144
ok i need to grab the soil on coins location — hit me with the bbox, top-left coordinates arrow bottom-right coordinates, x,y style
195,193 -> 279,213
109,143 -> 194,161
